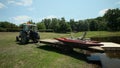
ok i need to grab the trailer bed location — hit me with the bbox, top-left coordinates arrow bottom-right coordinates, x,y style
40,39 -> 104,53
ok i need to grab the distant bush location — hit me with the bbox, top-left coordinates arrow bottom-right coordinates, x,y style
6,28 -> 21,32
0,27 -> 7,32
38,29 -> 54,32
0,27 -> 21,32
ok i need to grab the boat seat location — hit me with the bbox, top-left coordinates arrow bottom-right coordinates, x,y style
77,32 -> 87,40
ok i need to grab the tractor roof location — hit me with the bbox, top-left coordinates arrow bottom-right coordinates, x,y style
23,24 -> 37,26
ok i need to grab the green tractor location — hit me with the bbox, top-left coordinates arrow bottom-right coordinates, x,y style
16,23 -> 40,44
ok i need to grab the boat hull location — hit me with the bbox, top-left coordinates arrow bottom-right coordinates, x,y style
55,38 -> 103,47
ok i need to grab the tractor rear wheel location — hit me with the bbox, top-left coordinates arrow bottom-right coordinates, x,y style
33,39 -> 39,43
20,32 -> 29,44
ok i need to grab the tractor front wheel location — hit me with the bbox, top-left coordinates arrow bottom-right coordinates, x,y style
16,36 -> 19,41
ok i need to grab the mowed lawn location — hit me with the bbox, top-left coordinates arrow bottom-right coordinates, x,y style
0,31 -> 120,68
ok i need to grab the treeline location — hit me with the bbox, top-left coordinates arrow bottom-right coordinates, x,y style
0,21 -> 20,32
37,8 -> 120,32
0,8 -> 120,32
37,17 -> 107,32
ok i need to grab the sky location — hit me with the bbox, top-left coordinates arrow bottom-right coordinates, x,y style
0,0 -> 120,25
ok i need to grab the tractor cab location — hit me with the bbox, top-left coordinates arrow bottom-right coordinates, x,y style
22,24 -> 37,32
16,23 -> 40,44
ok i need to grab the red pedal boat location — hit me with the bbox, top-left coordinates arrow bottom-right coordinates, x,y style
55,38 -> 103,47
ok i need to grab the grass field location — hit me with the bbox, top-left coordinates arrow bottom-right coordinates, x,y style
0,31 -> 120,68
40,31 -> 120,39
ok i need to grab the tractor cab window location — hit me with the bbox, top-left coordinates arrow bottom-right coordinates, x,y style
23,25 -> 30,31
31,26 -> 37,32
22,24 -> 37,32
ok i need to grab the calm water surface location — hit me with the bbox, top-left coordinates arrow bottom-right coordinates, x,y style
90,36 -> 120,68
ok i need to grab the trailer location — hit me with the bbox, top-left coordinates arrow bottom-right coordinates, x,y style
40,39 -> 104,53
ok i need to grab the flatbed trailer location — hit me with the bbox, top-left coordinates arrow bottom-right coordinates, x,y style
40,39 -> 104,53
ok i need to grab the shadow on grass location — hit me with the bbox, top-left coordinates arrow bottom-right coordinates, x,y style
37,45 -> 88,62
16,41 -> 37,45
37,45 -> 102,67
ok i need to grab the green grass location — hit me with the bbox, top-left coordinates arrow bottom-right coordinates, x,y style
40,31 -> 120,39
0,31 -> 120,68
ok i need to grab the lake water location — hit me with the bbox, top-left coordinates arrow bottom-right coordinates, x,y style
89,36 -> 120,68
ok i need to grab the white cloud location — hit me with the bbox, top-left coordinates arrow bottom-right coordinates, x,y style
0,2 -> 6,9
11,15 -> 31,24
43,15 -> 57,19
8,0 -> 33,6
98,9 -> 109,16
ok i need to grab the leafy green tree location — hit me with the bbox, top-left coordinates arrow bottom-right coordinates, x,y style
104,8 -> 120,31
116,17 -> 120,30
89,20 -> 98,31
37,22 -> 46,30
50,18 -> 60,32
95,17 -> 107,31
0,21 -> 18,32
59,17 -> 71,33
69,19 -> 77,32
76,20 -> 89,31
0,21 -> 11,28
42,19 -> 51,29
